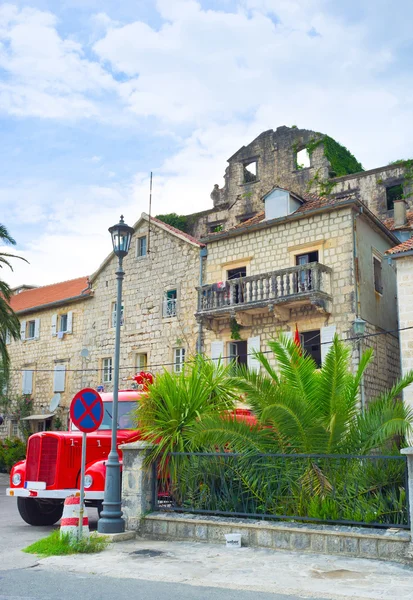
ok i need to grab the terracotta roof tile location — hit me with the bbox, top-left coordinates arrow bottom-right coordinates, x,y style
386,237 -> 413,255
10,276 -> 91,313
151,216 -> 204,246
205,192 -> 357,238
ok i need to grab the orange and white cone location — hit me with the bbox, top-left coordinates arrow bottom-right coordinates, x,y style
60,495 -> 89,542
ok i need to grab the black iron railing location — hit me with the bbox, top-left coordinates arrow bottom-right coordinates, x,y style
152,452 -> 409,529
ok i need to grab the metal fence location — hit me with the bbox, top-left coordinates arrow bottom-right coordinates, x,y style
152,452 -> 409,529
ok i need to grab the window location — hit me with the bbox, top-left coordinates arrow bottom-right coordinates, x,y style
163,289 -> 177,317
53,364 -> 66,392
386,184 -> 403,210
227,266 -> 247,304
173,348 -> 185,373
26,320 -> 36,340
228,340 -> 248,372
302,330 -> 321,368
102,358 -> 113,383
295,148 -> 310,170
111,303 -> 124,328
12,421 -> 19,437
51,312 -> 72,336
137,235 -> 147,258
22,369 -> 33,394
373,256 -> 383,294
59,314 -> 68,333
136,353 -> 148,371
295,251 -> 319,292
243,160 -> 257,184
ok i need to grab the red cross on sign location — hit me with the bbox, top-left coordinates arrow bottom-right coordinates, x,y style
70,388 -> 104,433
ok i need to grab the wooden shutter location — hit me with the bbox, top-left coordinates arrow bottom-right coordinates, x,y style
211,341 -> 224,364
20,320 -> 26,341
53,364 -> 66,392
321,325 -> 336,364
34,318 -> 40,339
67,311 -> 73,334
22,370 -> 33,394
51,314 -> 57,336
5,330 -> 11,345
247,336 -> 261,372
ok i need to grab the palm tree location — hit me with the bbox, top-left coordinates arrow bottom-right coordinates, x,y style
191,335 -> 413,455
182,336 -> 413,525
0,224 -> 27,380
135,355 -> 239,476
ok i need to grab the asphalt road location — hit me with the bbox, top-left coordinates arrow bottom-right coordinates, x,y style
0,474 -> 314,600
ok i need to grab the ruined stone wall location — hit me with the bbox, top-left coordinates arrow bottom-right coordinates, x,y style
83,221 -> 200,391
190,126 -> 330,239
331,164 -> 407,220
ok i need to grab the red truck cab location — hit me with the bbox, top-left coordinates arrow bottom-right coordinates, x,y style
7,390 -> 142,525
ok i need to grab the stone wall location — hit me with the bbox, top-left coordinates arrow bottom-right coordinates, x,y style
5,297 -> 91,432
83,218 -> 201,391
201,206 -> 356,370
393,256 -> 413,413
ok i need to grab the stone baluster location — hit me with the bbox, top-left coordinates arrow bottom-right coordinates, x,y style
263,277 -> 269,300
285,272 -> 290,296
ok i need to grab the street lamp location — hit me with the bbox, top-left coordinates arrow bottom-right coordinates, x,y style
98,215 -> 134,534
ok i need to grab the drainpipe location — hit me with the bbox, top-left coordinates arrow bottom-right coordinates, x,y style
197,247 -> 208,354
352,209 -> 366,411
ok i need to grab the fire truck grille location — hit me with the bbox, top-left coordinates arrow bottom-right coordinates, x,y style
38,437 -> 58,485
26,437 -> 40,481
26,436 -> 58,485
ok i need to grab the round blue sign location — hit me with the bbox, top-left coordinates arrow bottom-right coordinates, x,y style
70,388 -> 103,433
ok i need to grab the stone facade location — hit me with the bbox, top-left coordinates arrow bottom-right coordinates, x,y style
82,215 -> 201,391
389,254 -> 413,412
197,202 -> 400,402
3,292 -> 91,436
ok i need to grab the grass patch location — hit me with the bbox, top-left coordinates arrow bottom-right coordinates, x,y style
23,529 -> 108,557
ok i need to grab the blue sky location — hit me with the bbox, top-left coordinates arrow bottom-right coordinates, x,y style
1,0 -> 413,286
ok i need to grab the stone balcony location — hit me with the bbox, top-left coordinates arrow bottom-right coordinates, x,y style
196,262 -> 332,324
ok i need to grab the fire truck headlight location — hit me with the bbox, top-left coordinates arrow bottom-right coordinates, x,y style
12,473 -> 21,486
84,475 -> 93,488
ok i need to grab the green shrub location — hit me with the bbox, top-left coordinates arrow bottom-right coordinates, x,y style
0,437 -> 26,473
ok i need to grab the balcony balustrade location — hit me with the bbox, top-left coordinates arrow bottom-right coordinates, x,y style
197,262 -> 332,320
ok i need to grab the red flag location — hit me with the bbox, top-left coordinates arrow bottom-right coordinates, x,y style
293,323 -> 301,351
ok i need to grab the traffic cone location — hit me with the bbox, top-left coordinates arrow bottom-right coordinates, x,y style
60,495 -> 89,543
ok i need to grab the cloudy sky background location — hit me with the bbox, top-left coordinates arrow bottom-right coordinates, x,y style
1,0 -> 412,286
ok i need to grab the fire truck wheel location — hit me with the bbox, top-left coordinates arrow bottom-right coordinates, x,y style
17,497 -> 64,526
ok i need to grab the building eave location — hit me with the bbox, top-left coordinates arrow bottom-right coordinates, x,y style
15,292 -> 93,316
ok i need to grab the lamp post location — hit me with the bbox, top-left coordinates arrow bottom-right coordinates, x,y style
353,316 -> 367,412
98,215 -> 134,534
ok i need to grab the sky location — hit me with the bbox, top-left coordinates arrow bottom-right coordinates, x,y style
1,0 -> 413,287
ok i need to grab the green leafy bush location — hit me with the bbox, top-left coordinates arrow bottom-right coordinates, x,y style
0,437 -> 26,473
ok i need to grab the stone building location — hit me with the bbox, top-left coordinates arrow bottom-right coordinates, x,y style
196,189 -> 401,403
2,277 -> 92,437
81,214 -> 203,392
3,125 -> 410,436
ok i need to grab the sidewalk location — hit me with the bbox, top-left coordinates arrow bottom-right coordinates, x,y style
39,535 -> 413,600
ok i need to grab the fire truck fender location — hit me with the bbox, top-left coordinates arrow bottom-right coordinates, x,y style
9,460 -> 26,489
77,459 -> 108,492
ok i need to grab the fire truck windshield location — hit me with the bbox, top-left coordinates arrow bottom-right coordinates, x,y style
100,401 -> 136,430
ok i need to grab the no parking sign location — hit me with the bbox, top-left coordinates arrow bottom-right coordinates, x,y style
69,388 -> 103,538
70,388 -> 103,432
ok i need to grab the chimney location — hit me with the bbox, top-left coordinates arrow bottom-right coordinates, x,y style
394,198 -> 407,228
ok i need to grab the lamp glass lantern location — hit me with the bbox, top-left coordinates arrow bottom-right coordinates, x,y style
109,215 -> 134,258
353,316 -> 366,337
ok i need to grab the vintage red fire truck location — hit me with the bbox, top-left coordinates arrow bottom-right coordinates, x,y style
7,390 -> 143,525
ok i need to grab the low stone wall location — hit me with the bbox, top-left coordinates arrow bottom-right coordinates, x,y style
139,512 -> 412,563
